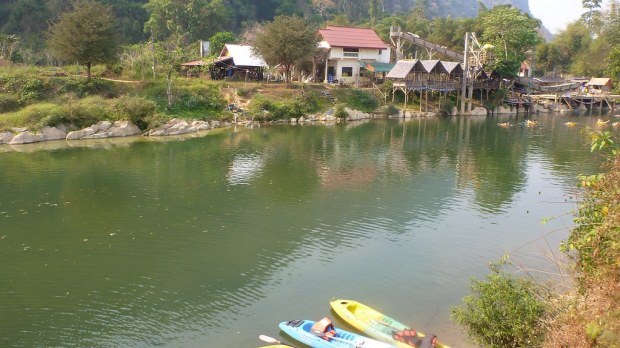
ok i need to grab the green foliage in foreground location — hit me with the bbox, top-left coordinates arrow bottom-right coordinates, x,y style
562,131 -> 620,276
452,257 -> 549,348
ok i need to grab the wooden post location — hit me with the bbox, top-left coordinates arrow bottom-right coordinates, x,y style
419,91 -> 422,112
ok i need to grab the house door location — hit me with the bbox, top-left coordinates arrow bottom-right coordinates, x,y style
327,67 -> 335,83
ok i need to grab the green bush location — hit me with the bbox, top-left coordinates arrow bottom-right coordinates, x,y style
452,258 -> 549,348
113,96 -> 157,130
0,94 -> 20,113
335,104 -> 348,119
347,89 -> 379,112
144,83 -> 225,119
56,78 -> 117,98
39,96 -> 114,129
561,131 -> 620,276
0,103 -> 65,130
382,104 -> 399,116
440,99 -> 455,116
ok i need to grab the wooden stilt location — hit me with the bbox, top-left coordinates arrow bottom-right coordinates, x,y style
419,91 -> 422,113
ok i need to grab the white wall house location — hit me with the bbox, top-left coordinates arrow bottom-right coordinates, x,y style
318,26 -> 391,84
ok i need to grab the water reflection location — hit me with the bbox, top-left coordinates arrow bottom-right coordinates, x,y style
0,114 -> 609,347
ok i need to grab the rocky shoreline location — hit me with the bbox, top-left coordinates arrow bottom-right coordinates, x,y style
0,102 -> 588,146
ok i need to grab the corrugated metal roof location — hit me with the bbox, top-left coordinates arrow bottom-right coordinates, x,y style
386,60 -> 420,79
586,78 -> 613,86
361,61 -> 395,73
181,60 -> 210,67
319,26 -> 388,49
218,44 -> 267,67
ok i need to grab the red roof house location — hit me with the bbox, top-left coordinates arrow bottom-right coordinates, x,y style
318,26 -> 391,84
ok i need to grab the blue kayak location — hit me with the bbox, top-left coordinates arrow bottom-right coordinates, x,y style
279,319 -> 396,348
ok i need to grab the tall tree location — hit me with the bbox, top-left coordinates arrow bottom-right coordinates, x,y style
253,16 -> 318,86
208,31 -> 235,57
582,0 -> 603,30
480,5 -> 540,77
144,0 -> 230,42
47,0 -> 120,79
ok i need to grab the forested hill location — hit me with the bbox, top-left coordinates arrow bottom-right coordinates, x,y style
383,0 -> 530,18
1,0 -> 533,51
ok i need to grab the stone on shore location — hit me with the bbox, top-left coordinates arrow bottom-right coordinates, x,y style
9,131 -> 44,145
8,126 -> 67,145
145,119 -> 212,136
1,131 -> 15,144
66,121 -> 140,140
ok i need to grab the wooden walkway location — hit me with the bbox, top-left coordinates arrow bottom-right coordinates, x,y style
531,94 -> 619,110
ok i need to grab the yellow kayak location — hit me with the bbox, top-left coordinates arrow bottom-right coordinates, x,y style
330,299 -> 450,348
259,346 -> 290,348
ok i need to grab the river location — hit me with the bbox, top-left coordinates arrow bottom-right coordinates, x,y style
0,113 -> 615,347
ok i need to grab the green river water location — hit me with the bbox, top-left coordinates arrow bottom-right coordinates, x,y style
0,113 -> 616,347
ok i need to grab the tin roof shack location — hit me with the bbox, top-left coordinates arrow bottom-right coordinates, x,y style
318,26 -> 390,85
211,44 -> 267,81
586,78 -> 614,94
180,60 -> 211,78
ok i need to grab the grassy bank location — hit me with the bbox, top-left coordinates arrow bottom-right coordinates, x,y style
0,65 -> 389,132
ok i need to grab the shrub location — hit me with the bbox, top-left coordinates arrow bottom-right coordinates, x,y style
0,94 -> 20,113
38,96 -> 114,129
348,89 -> 379,112
0,103 -> 65,130
335,104 -> 348,119
452,257 -> 549,348
561,131 -> 620,275
113,96 -> 157,129
56,78 -> 117,98
440,99 -> 455,116
382,104 -> 399,116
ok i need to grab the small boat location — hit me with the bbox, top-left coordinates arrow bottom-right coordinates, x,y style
612,122 -> 620,128
497,122 -> 511,128
597,119 -> 610,126
565,122 -> 577,127
330,299 -> 449,348
525,120 -> 537,127
279,318 -> 396,348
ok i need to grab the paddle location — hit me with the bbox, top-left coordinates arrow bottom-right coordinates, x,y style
370,318 -> 402,331
258,334 -> 293,346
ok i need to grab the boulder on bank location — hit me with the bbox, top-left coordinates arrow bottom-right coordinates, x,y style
1,132 -> 15,144
7,126 -> 68,145
497,105 -> 518,114
468,107 -> 488,116
9,131 -> 44,145
145,119 -> 212,136
66,121 -> 141,140
345,108 -> 373,121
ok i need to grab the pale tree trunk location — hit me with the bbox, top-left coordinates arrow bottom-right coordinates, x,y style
166,70 -> 173,107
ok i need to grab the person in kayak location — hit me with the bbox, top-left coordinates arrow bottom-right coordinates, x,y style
393,328 -> 438,347
311,317 -> 337,341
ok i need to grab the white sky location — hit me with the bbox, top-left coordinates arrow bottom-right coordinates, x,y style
529,0 -> 611,34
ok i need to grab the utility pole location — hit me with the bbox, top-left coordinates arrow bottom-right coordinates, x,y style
460,32 -> 470,115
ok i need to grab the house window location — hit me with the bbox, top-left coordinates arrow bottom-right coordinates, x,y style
342,67 -> 353,77
343,47 -> 359,58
